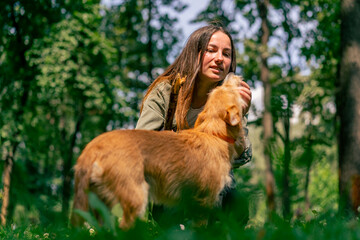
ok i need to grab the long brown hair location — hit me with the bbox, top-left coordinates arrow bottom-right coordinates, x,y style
141,24 -> 236,130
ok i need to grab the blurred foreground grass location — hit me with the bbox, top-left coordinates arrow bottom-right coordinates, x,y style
1,211 -> 360,240
2,192 -> 359,239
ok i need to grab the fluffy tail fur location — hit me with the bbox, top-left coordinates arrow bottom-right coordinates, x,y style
70,163 -> 91,227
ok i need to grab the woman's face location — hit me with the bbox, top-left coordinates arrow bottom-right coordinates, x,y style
198,31 -> 232,84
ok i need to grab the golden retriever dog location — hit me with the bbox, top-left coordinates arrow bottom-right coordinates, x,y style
71,73 -> 246,230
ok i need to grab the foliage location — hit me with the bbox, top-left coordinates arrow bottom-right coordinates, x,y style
191,0 -> 236,34
73,192 -> 117,232
27,4 -> 128,133
231,0 -> 340,219
0,0 -> 346,233
100,0 -> 186,123
0,0 -> 102,225
0,0 -> 187,226
0,209 -> 360,239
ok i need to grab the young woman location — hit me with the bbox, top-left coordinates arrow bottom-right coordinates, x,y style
136,24 -> 252,226
136,24 -> 252,166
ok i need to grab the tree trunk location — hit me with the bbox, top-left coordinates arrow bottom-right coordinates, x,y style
1,148 -> 15,225
304,142 -> 312,211
282,102 -> 291,219
338,0 -> 360,214
146,0 -> 153,79
1,2 -> 31,225
257,0 -> 276,215
281,5 -> 295,220
62,113 -> 84,218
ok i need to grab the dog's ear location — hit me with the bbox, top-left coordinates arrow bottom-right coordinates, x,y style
225,105 -> 241,126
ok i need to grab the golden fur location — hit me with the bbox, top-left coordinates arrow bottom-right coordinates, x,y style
71,73 -> 246,230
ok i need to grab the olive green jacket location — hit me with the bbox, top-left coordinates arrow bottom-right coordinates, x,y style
136,81 -> 252,168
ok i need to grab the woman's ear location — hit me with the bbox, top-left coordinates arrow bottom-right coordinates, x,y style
224,105 -> 241,126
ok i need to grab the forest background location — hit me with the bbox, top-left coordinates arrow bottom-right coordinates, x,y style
1,0 -> 360,239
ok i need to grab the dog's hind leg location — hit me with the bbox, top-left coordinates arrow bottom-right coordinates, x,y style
116,181 -> 149,230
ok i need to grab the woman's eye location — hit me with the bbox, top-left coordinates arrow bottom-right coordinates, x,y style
224,52 -> 231,58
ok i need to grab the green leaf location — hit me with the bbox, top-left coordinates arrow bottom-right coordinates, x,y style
73,209 -> 100,229
88,192 -> 117,232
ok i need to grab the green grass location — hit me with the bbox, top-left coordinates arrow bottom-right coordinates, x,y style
1,211 -> 360,240
2,193 -> 359,239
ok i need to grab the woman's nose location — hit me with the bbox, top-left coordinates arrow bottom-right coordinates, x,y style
215,52 -> 224,63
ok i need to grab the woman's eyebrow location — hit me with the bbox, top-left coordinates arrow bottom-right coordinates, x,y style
208,43 -> 231,51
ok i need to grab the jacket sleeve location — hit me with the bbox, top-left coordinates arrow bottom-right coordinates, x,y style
135,82 -> 171,131
232,115 -> 252,168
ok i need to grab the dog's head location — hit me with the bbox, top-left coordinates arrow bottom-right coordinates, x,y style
221,73 -> 245,127
222,72 -> 244,89
194,73 -> 245,140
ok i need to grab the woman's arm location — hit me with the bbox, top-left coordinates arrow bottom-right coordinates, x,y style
232,115 -> 252,168
233,123 -> 252,168
232,80 -> 252,168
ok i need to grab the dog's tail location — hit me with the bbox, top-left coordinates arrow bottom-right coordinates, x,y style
70,161 -> 91,227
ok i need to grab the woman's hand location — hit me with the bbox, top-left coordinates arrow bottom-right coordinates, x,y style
238,81 -> 252,114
